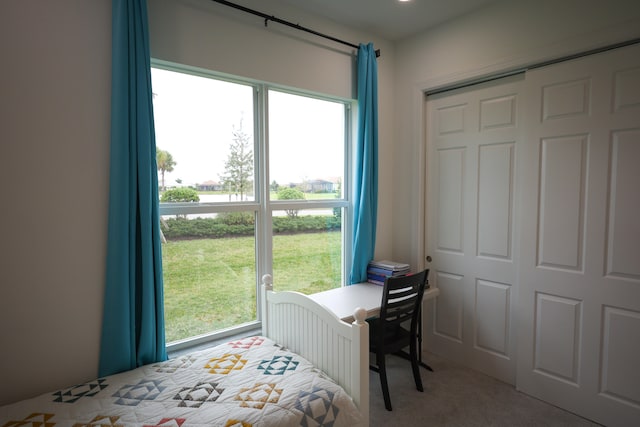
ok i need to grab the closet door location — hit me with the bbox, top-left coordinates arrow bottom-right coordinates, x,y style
424,75 -> 523,384
516,43 -> 640,426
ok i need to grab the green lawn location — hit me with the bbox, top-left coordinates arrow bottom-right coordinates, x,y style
162,231 -> 341,343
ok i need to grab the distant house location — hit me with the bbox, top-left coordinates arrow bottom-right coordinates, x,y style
197,180 -> 223,191
301,179 -> 335,193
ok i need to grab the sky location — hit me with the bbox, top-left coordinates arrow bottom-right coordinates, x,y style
151,67 -> 345,189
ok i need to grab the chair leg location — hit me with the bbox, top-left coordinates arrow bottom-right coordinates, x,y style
377,354 -> 393,411
410,340 -> 424,392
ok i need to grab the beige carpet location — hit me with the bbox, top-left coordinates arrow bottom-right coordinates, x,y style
368,352 -> 602,427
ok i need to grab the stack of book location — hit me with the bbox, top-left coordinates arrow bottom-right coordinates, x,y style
366,260 -> 411,285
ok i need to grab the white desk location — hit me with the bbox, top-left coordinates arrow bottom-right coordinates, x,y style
310,281 -> 440,371
309,282 -> 440,323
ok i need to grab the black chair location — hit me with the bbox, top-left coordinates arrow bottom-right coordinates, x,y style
368,269 -> 429,411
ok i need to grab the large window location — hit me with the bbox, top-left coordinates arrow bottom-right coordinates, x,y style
151,63 -> 352,350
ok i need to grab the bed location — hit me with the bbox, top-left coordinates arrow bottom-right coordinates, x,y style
0,274 -> 370,426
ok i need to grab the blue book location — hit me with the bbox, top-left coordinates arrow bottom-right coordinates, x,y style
367,266 -> 394,276
367,272 -> 388,282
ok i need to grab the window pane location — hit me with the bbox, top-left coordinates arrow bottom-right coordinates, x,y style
271,209 -> 342,294
152,63 -> 350,349
152,68 -> 255,201
268,90 -> 344,200
161,212 -> 257,344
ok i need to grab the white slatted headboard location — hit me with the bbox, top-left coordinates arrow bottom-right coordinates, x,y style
260,274 -> 369,426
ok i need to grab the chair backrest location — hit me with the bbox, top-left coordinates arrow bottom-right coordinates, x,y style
378,269 -> 429,338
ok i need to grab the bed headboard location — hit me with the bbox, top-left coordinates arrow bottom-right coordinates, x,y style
260,274 -> 369,426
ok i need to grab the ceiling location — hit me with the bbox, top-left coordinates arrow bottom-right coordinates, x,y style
279,0 -> 500,41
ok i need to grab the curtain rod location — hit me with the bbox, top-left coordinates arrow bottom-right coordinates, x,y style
425,37 -> 640,96
211,0 -> 380,57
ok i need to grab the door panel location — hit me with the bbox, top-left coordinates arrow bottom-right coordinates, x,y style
425,75 -> 523,384
516,43 -> 640,426
538,134 -> 587,270
608,129 -> 640,279
437,148 -> 465,253
534,293 -> 581,383
477,142 -> 514,260
433,271 -> 464,341
475,279 -> 510,357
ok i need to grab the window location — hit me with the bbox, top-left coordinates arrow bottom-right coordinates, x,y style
268,90 -> 348,293
151,63 -> 352,350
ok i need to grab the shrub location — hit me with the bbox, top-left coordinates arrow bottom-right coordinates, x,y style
277,187 -> 305,200
161,217 -> 254,239
217,211 -> 255,226
277,187 -> 305,218
160,187 -> 200,203
272,215 -> 341,234
160,215 -> 340,240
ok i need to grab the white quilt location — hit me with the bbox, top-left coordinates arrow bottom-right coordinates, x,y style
1,336 -> 364,427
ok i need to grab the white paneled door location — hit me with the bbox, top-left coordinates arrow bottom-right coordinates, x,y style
516,44 -> 640,426
425,43 -> 640,425
425,75 -> 523,385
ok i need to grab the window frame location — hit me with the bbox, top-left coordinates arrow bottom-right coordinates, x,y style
152,60 -> 354,352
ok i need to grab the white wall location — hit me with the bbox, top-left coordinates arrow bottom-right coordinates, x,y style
392,0 -> 640,270
0,0 -> 395,405
0,0 -> 111,405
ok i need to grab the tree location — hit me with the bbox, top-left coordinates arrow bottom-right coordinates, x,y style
219,119 -> 253,200
333,178 -> 342,219
277,187 -> 305,218
156,148 -> 176,191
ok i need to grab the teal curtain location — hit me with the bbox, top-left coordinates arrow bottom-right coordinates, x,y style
99,0 -> 167,377
349,43 -> 378,284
